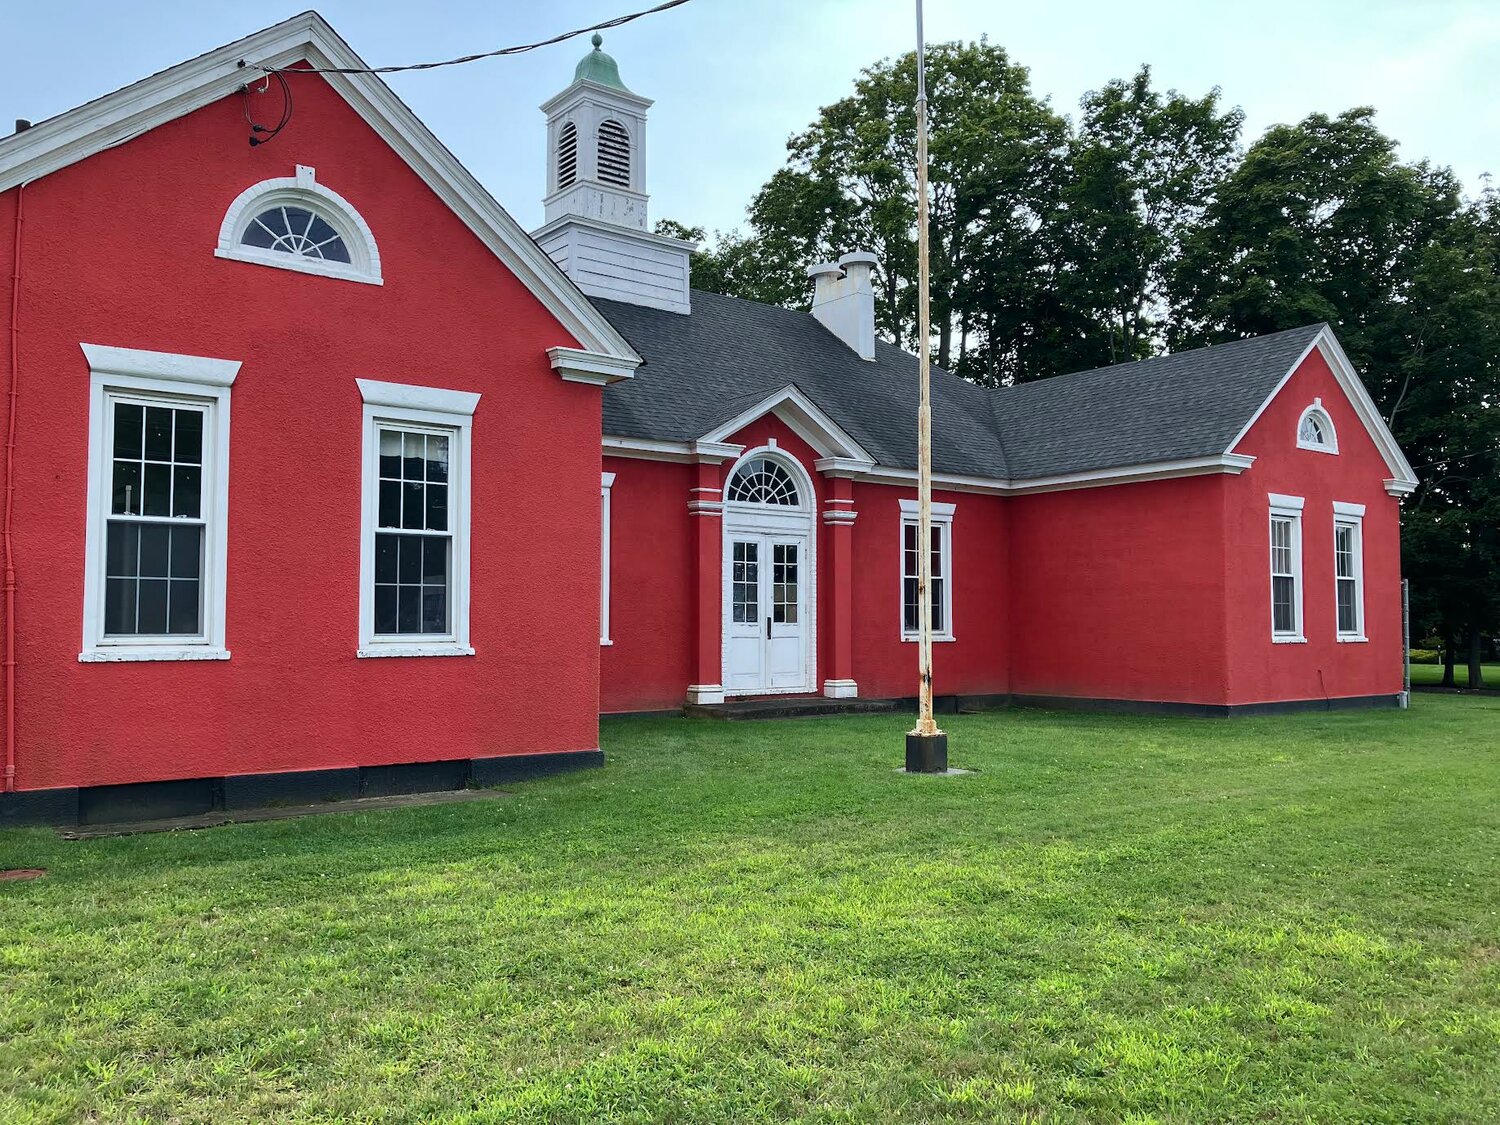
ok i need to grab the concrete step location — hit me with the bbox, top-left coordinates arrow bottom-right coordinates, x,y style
686,696 -> 903,720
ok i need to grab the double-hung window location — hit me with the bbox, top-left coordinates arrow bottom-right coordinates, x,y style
80,344 -> 238,662
1333,501 -> 1366,641
1268,493 -> 1305,642
357,379 -> 479,657
899,498 -> 955,641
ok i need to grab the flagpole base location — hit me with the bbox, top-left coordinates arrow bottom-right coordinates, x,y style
905,731 -> 948,773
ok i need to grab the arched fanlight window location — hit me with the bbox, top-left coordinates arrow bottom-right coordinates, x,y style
727,456 -> 802,506
597,120 -> 631,188
215,166 -> 382,285
557,121 -> 579,190
1296,400 -> 1338,453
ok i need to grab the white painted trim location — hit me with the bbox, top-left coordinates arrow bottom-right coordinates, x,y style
1295,398 -> 1338,454
899,499 -> 955,643
602,436 -> 743,464
0,12 -> 640,365
79,345 -> 236,662
1384,479 -> 1417,497
600,471 -> 615,645
1226,328 -> 1417,490
686,683 -> 724,705
79,343 -> 240,387
1002,455 -> 1257,495
822,509 -> 859,525
357,382 -> 475,657
356,378 -> 480,417
721,446 -> 818,698
1333,503 -> 1366,641
215,165 -> 382,284
699,385 -> 877,462
1269,494 -> 1305,643
688,500 -> 724,516
549,346 -> 638,386
822,679 -> 859,699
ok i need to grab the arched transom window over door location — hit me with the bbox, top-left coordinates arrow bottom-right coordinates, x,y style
726,456 -> 802,506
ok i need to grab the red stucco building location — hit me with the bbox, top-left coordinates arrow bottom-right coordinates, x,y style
0,16 -> 1418,826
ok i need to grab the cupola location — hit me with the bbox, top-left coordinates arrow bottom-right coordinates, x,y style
531,35 -> 694,314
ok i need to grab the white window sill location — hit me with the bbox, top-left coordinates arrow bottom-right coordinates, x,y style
1337,634 -> 1369,644
79,646 -> 230,663
357,643 -> 475,659
601,638 -> 614,646
901,635 -> 957,644
1271,635 -> 1307,644
214,246 -> 383,286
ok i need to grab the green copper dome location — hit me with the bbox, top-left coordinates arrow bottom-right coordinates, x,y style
574,32 -> 630,91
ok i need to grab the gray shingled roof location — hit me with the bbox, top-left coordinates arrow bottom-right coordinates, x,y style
597,289 -> 1324,482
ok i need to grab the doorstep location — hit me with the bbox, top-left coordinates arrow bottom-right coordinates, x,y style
685,695 -> 902,720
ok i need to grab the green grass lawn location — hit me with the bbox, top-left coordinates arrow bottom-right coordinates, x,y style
1410,661 -> 1499,688
3,699 -> 1498,1124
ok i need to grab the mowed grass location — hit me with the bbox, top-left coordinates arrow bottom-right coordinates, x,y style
2,699 -> 1498,1124
1410,661 -> 1499,689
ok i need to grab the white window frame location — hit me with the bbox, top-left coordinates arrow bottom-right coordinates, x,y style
356,379 -> 478,658
1296,398 -> 1338,454
1269,493 -> 1306,643
216,165 -> 383,286
601,471 -> 615,646
898,498 -> 955,643
1333,501 -> 1367,642
79,343 -> 239,662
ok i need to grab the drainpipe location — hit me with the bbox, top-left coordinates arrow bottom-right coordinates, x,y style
4,181 -> 23,791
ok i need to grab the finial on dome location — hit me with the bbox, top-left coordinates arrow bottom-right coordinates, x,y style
591,32 -> 603,49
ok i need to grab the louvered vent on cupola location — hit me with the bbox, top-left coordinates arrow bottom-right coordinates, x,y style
597,120 -> 631,188
557,122 -> 579,190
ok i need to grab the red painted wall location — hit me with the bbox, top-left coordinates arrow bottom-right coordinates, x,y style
1224,348 -> 1404,703
1007,475 -> 1232,706
0,72 -> 602,791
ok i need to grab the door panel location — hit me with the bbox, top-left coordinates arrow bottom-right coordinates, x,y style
766,539 -> 805,688
725,538 -> 765,692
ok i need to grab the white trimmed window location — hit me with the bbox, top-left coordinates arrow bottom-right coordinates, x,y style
1334,501 -> 1366,641
1296,399 -> 1338,453
1269,493 -> 1305,642
601,471 -> 615,645
357,379 -> 478,657
80,343 -> 239,662
216,165 -> 382,285
899,499 -> 954,642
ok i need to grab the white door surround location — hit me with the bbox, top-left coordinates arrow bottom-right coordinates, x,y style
721,447 -> 817,696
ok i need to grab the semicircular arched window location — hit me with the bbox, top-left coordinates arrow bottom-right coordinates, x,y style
215,166 -> 382,285
597,120 -> 631,188
727,456 -> 802,506
1296,400 -> 1337,453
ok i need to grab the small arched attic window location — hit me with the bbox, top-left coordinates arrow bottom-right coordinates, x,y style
557,121 -> 579,190
1297,399 -> 1338,453
215,165 -> 382,285
597,119 -> 631,188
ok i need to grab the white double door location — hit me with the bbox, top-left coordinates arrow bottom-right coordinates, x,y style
724,528 -> 810,694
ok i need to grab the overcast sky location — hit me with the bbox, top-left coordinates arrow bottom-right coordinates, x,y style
4,0 -> 1497,238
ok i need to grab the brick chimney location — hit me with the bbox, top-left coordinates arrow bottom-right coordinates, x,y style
808,251 -> 878,360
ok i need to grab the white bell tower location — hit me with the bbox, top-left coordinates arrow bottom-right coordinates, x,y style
532,34 -> 694,314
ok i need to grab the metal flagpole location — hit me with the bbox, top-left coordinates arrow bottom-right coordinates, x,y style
906,0 -> 948,772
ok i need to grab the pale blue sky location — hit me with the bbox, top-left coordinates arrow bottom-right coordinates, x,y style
3,1 -> 1496,237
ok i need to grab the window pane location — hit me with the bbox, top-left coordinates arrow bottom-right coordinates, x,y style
422,585 -> 447,633
105,522 -> 137,577
143,407 -> 174,461
113,403 -> 143,459
167,579 -> 200,635
378,480 -> 401,528
403,433 -> 424,479
172,465 -> 201,519
375,534 -> 398,584
401,482 -> 424,529
136,578 -> 169,634
379,430 -> 402,478
397,535 -> 421,583
903,576 -> 918,632
242,216 -> 280,247
169,525 -> 201,580
427,436 -> 450,482
1272,575 -> 1294,633
425,483 -> 448,532
374,584 -> 398,634
1337,581 -> 1356,633
142,462 -> 171,517
111,459 -> 141,515
283,206 -> 315,237
174,410 -> 203,465
931,577 -> 945,632
138,524 -> 170,577
422,535 -> 447,582
397,584 -> 421,633
104,577 -> 136,634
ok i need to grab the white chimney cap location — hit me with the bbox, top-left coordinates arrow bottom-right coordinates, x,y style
838,251 -> 878,269
807,261 -> 844,280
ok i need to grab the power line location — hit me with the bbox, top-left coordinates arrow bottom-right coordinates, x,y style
247,0 -> 693,76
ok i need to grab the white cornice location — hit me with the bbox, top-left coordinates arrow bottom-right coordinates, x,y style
548,346 -> 638,386
699,385 -> 877,463
602,436 -> 745,464
357,378 -> 480,417
539,78 -> 654,116
80,342 -> 240,387
0,13 -> 640,367
1384,479 -> 1417,497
